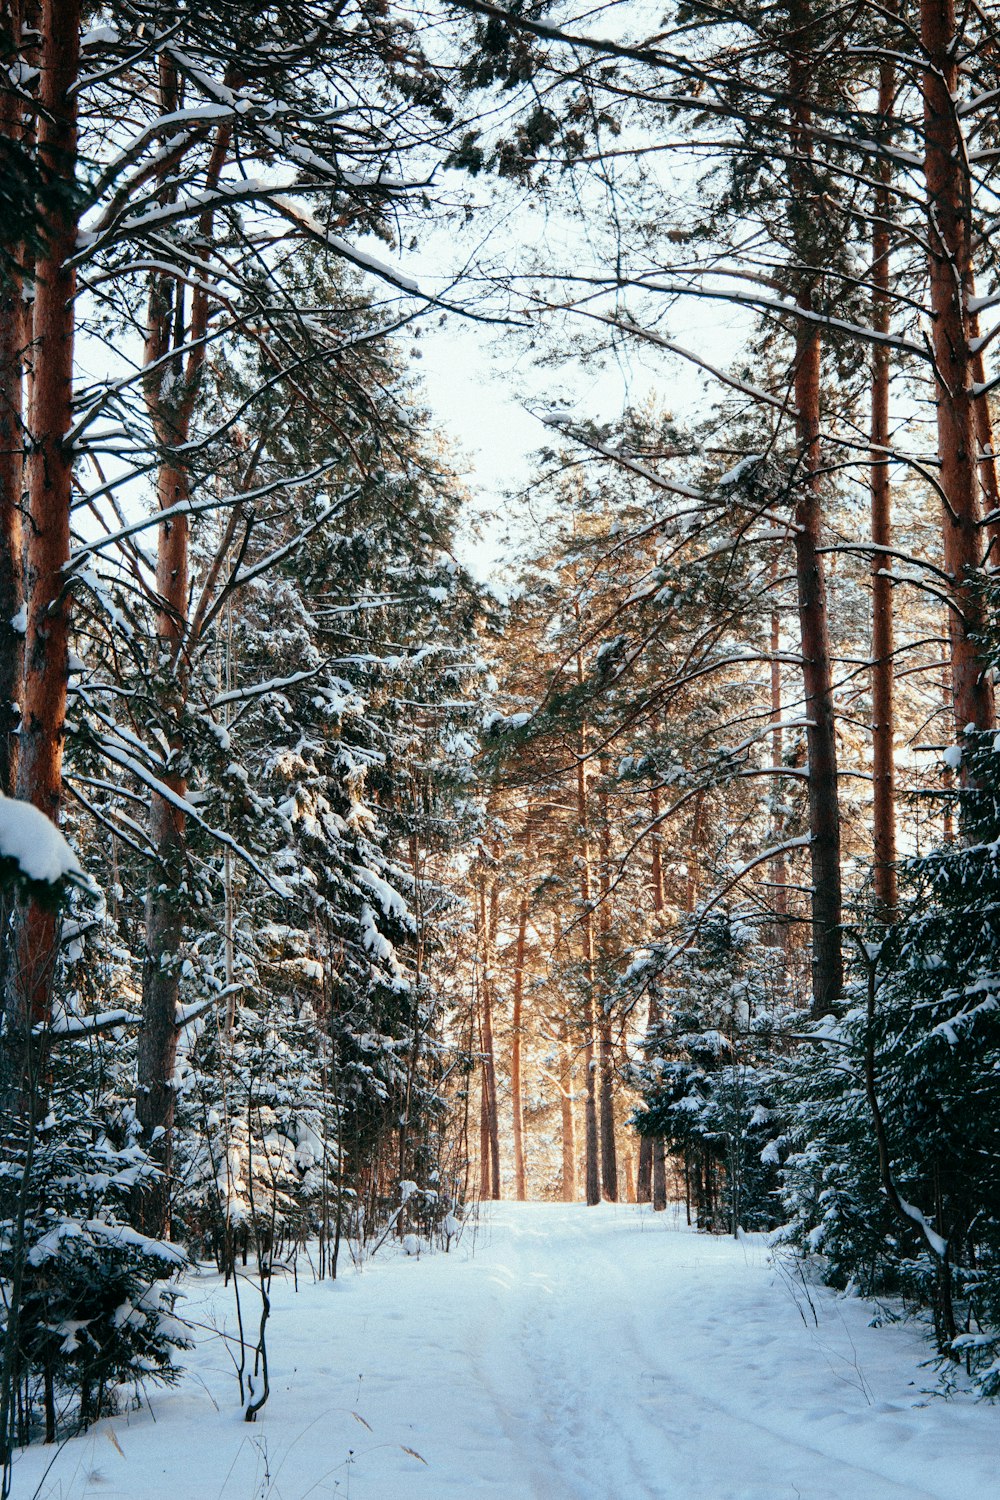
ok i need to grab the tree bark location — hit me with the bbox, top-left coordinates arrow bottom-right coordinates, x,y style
0,0 -> 25,802
0,3 -> 29,1092
638,785 -> 668,1210
558,1009 -> 576,1201
793,319 -> 843,1017
579,818 -> 600,1204
636,1125 -> 652,1202
134,457 -> 190,1235
510,892 -> 529,1201
576,751 -> 600,1206
769,564 -> 789,942
921,0 -> 995,738
573,604 -> 600,1205
969,305 -> 1000,561
785,3 -> 844,1018
8,0 -> 79,1057
479,1068 -> 491,1201
134,87 -> 233,1234
870,51 -> 898,917
477,878 -> 501,1200
597,772 -> 618,1201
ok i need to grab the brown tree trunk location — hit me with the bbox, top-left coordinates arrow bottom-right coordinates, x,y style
786,23 -> 844,1018
636,1123 -> 652,1202
652,1136 -> 668,1213
573,609 -> 601,1205
478,893 -> 491,1200
477,878 -> 501,1200
577,752 -> 600,1206
597,772 -> 618,1202
558,1009 -> 576,1201
134,456 -> 190,1235
638,785 -> 668,1211
8,0 -> 80,1058
479,1068 -> 491,1201
969,305 -> 1000,560
133,67 -> 190,1227
0,0 -> 25,802
510,892 -> 529,1201
0,3 -> 29,1092
597,1009 -> 616,1201
575,786 -> 599,1206
623,1152 -> 636,1203
921,0 -> 995,738
134,91 -> 233,1234
793,319 -> 844,1017
870,53 -> 898,917
769,566 -> 789,942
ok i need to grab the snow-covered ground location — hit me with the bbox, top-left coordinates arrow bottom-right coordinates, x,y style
13,1203 -> 998,1500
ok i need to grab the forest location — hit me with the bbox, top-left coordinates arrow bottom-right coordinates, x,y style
1,0 -> 1000,1495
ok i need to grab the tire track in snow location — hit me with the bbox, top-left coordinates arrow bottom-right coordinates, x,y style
463,1204 -> 980,1500
12,1201 -> 994,1500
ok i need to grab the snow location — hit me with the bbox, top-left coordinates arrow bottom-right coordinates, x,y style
717,453 -> 763,488
942,745 -> 962,771
0,794 -> 82,885
13,1202 -> 998,1500
80,24 -> 119,47
353,862 -> 410,920
50,1007 -> 139,1037
897,1198 -> 949,1260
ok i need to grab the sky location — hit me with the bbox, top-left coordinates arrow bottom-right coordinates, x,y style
399,157 -> 755,591
413,293 -> 747,592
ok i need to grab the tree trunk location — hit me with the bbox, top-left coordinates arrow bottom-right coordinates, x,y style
641,785 -> 668,1211
636,1125 -> 652,1202
482,1008 -> 501,1201
0,2 -> 29,1093
597,1019 -> 617,1198
574,611 -> 600,1205
7,0 -> 79,1060
786,21 -> 844,1018
769,565 -> 789,943
576,750 -> 599,1206
870,51 -> 898,918
134,458 -> 190,1236
477,879 -> 501,1200
597,772 -> 618,1202
134,91 -> 232,1234
652,1135 -> 668,1212
510,892 -> 529,1201
623,1152 -> 636,1203
479,1068 -> 491,1201
558,1009 -> 576,1201
579,863 -> 600,1204
793,319 -> 843,1017
969,305 -> 1000,560
921,0 -> 995,738
0,0 -> 25,803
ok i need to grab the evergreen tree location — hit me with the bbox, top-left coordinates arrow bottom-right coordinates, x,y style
625,905 -> 801,1233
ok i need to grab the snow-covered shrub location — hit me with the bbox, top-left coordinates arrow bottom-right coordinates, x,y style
626,906 -> 801,1233
175,991 -> 334,1272
0,1025 -> 189,1442
776,731 -> 1000,1389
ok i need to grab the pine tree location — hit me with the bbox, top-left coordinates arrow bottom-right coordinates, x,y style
625,905 -> 800,1233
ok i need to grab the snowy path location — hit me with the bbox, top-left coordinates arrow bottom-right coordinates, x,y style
13,1203 -> 999,1499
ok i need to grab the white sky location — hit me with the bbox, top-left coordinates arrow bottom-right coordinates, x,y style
400,160 -> 755,591
414,297 -> 747,592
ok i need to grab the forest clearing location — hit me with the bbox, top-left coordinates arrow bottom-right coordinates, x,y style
13,1202 -> 999,1500
5,0 -> 1000,1493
